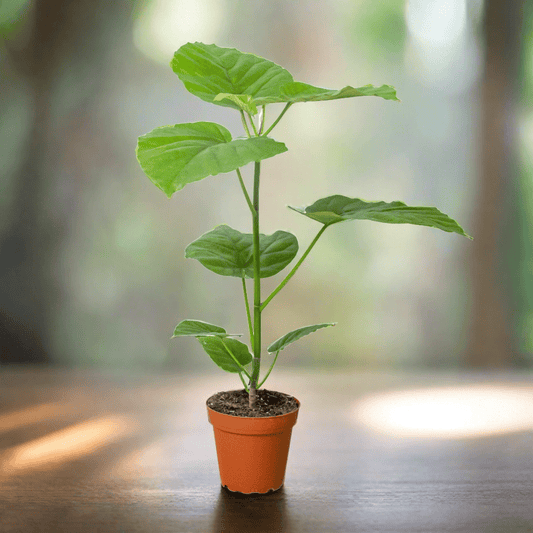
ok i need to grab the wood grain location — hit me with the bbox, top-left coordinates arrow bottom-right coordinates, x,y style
1,369 -> 532,532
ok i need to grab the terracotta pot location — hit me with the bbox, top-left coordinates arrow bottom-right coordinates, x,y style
206,398 -> 300,494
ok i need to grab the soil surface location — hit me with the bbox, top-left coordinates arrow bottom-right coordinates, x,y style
206,389 -> 299,418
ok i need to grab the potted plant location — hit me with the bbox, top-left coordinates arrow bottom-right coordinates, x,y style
136,42 -> 471,494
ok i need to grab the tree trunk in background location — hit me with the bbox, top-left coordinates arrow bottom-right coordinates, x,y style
0,0 -> 130,364
467,0 -> 524,366
0,0 -> 68,364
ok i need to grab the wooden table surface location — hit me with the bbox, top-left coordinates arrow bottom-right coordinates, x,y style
1,367 -> 532,533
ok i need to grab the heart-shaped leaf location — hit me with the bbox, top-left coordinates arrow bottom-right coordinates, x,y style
289,195 -> 472,238
172,319 -> 235,338
267,323 -> 336,353
185,224 -> 299,278
171,42 -> 293,110
136,122 -> 287,197
171,43 -> 398,110
197,336 -> 252,373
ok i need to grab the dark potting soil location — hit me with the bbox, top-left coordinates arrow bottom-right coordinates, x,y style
206,389 -> 299,418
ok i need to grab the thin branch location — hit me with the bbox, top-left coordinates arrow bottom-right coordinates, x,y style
221,341 -> 252,379
263,103 -> 292,136
248,112 -> 259,136
240,110 -> 251,137
258,105 -> 266,134
238,371 -> 250,392
261,225 -> 327,311
258,350 -> 281,388
236,168 -> 255,215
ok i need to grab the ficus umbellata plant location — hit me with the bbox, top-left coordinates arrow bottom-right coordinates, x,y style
136,42 -> 471,409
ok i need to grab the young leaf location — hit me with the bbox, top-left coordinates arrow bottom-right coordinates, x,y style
267,323 -> 336,353
172,319 -> 228,337
136,122 -> 287,197
185,224 -> 299,278
213,93 -> 258,116
171,42 -> 293,109
198,336 -> 252,373
289,195 -> 472,238
279,82 -> 399,103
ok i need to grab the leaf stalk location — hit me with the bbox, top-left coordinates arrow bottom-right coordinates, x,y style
263,103 -> 292,136
261,224 -> 328,311
240,110 -> 252,137
235,168 -> 255,215
258,350 -> 281,388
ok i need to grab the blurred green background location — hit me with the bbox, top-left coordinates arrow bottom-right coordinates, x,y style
1,0 -> 531,372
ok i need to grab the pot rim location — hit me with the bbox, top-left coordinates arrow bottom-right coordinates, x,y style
206,390 -> 300,420
206,398 -> 300,419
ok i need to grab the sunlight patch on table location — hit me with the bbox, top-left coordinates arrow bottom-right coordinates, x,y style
352,385 -> 533,439
0,402 -> 67,433
1,415 -> 139,475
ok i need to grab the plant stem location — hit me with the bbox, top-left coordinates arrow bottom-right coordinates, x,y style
240,110 -> 251,137
261,225 -> 327,311
242,274 -> 254,346
221,341 -> 252,379
248,112 -> 259,136
249,161 -> 262,409
262,103 -> 292,136
239,372 -> 250,393
236,169 -> 255,215
258,105 -> 266,135
258,350 -> 280,388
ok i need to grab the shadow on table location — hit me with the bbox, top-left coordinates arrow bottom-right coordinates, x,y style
212,485 -> 291,533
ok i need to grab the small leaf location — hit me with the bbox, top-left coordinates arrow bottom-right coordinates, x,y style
171,42 -> 293,110
185,224 -> 299,278
172,319 -> 227,337
198,336 -> 252,373
267,323 -> 336,353
279,82 -> 399,103
214,93 -> 258,115
136,122 -> 287,197
289,195 -> 472,238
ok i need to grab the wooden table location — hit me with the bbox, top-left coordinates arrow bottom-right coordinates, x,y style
1,368 -> 532,532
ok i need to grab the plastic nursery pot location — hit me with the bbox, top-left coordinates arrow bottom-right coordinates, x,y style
206,398 -> 300,494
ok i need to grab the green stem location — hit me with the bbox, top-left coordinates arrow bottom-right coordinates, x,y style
261,224 -> 328,312
258,105 -> 266,135
240,110 -> 251,137
263,103 -> 292,136
221,341 -> 252,379
248,112 -> 259,136
236,169 -> 255,215
258,350 -> 281,388
250,161 -> 262,407
242,274 -> 254,347
239,372 -> 250,392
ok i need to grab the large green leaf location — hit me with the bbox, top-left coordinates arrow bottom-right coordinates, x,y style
136,122 -> 287,197
289,195 -> 472,238
171,42 -> 398,109
172,319 -> 228,338
171,42 -> 293,111
185,224 -> 299,278
267,323 -> 336,353
197,336 -> 252,373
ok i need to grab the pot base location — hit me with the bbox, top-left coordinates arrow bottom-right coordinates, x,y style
221,483 -> 283,495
